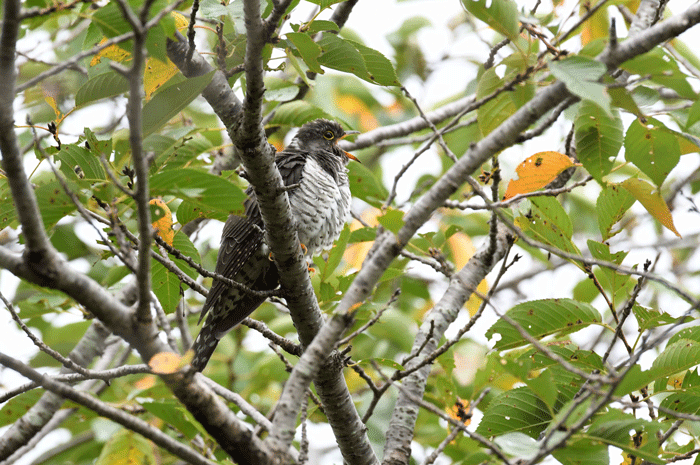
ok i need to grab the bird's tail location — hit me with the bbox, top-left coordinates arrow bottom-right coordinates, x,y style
190,324 -> 220,372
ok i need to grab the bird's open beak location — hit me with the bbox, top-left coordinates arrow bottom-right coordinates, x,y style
340,130 -> 361,162
344,151 -> 360,162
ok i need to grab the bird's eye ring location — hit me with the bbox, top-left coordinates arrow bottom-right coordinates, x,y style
323,130 -> 334,140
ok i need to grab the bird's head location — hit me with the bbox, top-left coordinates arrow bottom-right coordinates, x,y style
293,119 -> 360,162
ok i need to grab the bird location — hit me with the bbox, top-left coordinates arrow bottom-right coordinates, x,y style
190,119 -> 360,372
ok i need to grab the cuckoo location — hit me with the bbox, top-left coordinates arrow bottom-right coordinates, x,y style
191,119 -> 359,371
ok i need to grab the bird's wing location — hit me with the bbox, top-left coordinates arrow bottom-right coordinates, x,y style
199,214 -> 265,324
276,150 -> 307,187
242,149 -> 308,221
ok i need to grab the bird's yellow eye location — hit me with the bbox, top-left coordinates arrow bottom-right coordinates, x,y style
323,130 -> 334,140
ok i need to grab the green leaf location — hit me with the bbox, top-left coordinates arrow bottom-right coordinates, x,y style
517,196 -> 581,259
574,101 -> 623,185
151,258 -> 182,315
653,339 -> 700,392
139,399 -> 199,439
477,68 -> 517,137
35,180 -> 80,229
349,226 -> 377,243
552,439 -> 610,465
475,386 -> 552,438
586,240 -> 629,295
621,49 -> 696,99
96,428 -> 156,465
624,118 -> 681,186
75,72 -> 129,107
305,0 -> 345,10
266,100 -> 338,127
549,56 -> 610,115
586,410 -> 663,464
286,32 -> 324,74
377,208 -> 405,234
0,390 -> 43,428
486,298 -> 602,350
320,224 -> 350,282
461,0 -> 519,41
347,161 -> 388,207
346,39 -> 401,86
303,19 -> 339,33
669,326 -> 700,346
596,183 -> 635,241
54,144 -> 106,181
142,71 -> 215,137
686,98 -> 700,129
632,304 -> 679,332
149,168 -> 247,217
92,2 -> 131,38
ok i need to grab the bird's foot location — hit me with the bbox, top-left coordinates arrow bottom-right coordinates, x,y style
300,243 -> 308,255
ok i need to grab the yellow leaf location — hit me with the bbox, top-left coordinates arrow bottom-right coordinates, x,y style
90,38 -> 130,66
149,199 -> 174,245
134,375 -> 157,390
447,232 -> 487,315
149,352 -> 183,374
620,178 -> 681,237
504,151 -> 577,200
144,57 -> 179,100
580,3 -> 609,46
45,97 -> 61,119
171,11 -> 190,31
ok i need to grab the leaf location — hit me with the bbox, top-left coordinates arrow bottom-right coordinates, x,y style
150,199 -> 174,245
486,298 -> 602,350
587,240 -> 630,297
516,196 -> 581,259
142,71 -> 215,137
139,399 -> 199,439
346,39 -> 401,86
149,168 -> 247,217
624,118 -> 681,186
549,56 -> 610,115
586,411 -> 663,464
75,72 -> 129,107
503,151 -> 577,200
475,386 -> 552,438
35,180 -> 80,229
320,224 -> 350,282
652,339 -> 700,392
143,56 -> 180,100
477,68 -> 517,137
305,0 -> 345,10
54,144 -> 107,181
318,33 -> 369,79
596,183 -> 635,241
461,0 -> 519,41
377,208 -> 405,234
96,428 -> 156,465
686,98 -> 700,129
149,352 -> 183,374
620,178 -> 680,237
286,32 -> 324,74
574,101 -> 623,185
266,100 -> 338,127
347,161 -> 388,207
0,390 -> 43,428
151,259 -> 182,315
